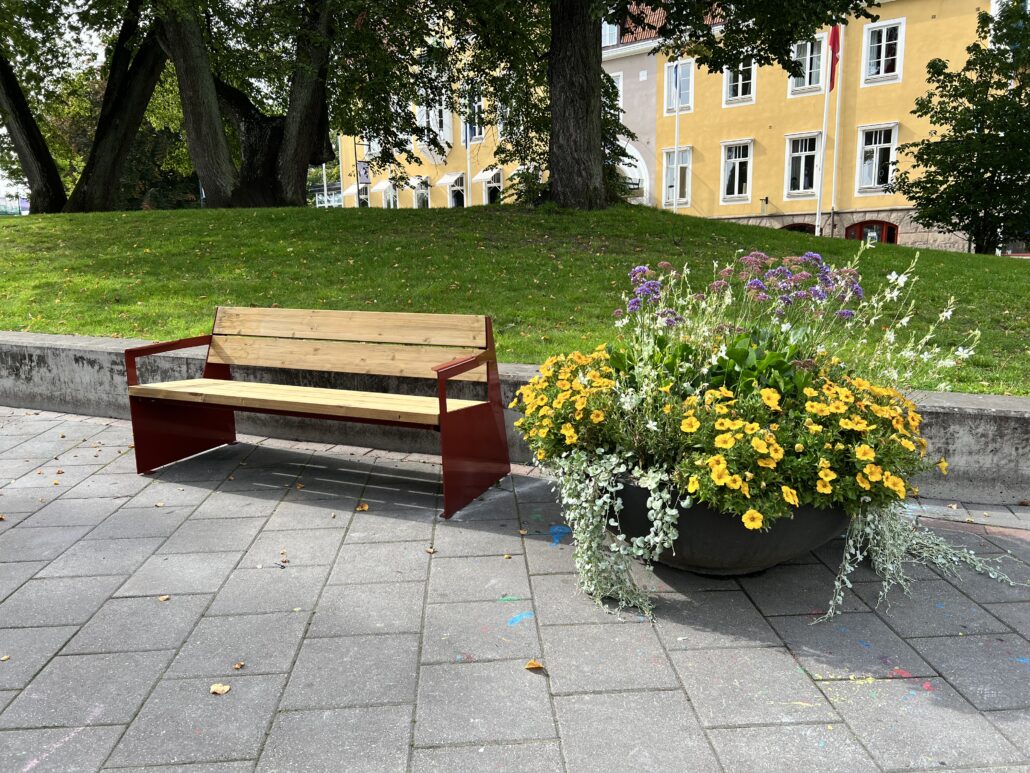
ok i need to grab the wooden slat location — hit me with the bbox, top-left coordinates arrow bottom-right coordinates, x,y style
214,307 -> 488,348
129,379 -> 486,425
207,336 -> 487,382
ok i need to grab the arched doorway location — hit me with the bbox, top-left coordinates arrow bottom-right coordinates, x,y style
619,141 -> 650,205
845,220 -> 898,244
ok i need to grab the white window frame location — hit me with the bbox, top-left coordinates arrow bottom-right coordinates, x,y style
610,71 -> 623,108
483,170 -> 503,205
663,59 -> 694,115
783,132 -> 821,199
448,174 -> 466,208
722,60 -> 757,107
461,95 -> 485,145
357,184 -> 370,208
862,18 -> 905,86
855,122 -> 899,195
787,34 -> 826,97
661,146 -> 692,207
413,178 -> 431,209
601,21 -> 620,47
720,139 -> 754,204
382,185 -> 399,209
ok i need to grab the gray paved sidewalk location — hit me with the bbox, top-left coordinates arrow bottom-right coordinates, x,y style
1,405 -> 1029,772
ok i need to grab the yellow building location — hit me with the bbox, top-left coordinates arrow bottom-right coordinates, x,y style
644,0 -> 987,249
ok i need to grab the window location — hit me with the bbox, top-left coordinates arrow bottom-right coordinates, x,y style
610,72 -> 623,108
724,60 -> 755,105
845,220 -> 898,244
786,134 -> 819,196
414,178 -> 430,209
663,60 -> 693,113
485,171 -> 503,204
857,125 -> 897,191
601,21 -> 620,47
782,223 -> 816,234
462,94 -> 484,144
383,185 -> 398,209
863,19 -> 904,84
662,148 -> 691,206
790,38 -> 823,94
417,101 -> 452,148
449,174 -> 465,208
357,184 -> 369,208
721,141 -> 752,202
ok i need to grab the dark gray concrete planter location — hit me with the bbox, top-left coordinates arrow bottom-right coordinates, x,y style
615,482 -> 850,575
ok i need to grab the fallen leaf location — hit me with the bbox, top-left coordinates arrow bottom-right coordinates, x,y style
295,482 -> 305,490
56,469 -> 64,475
0,515 -> 6,522
425,546 -> 438,554
158,595 -> 171,602
331,512 -> 337,519
0,655 -> 9,662
52,480 -> 60,486
518,529 -> 528,535
227,475 -> 235,481
292,607 -> 302,612
947,503 -> 959,510
209,683 -> 231,695
503,554 -> 512,559
524,659 -> 544,671
233,661 -> 245,670
355,502 -> 369,511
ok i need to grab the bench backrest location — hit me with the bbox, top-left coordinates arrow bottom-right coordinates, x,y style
207,307 -> 491,382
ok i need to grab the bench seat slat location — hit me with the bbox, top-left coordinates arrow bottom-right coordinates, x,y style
207,336 -> 487,382
214,307 -> 488,348
128,379 -> 484,425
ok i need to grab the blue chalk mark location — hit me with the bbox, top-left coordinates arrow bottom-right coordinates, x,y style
935,602 -> 946,609
549,524 -> 572,546
507,611 -> 535,626
1015,657 -> 1030,671
857,639 -> 873,649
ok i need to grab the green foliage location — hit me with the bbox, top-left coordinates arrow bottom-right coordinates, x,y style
890,1 -> 1030,253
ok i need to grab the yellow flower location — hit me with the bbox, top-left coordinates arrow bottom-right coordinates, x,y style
855,444 -> 876,462
714,433 -> 736,449
659,383 -> 673,393
741,481 -> 750,498
818,468 -> 838,482
898,437 -> 915,452
937,458 -> 948,476
726,474 -> 743,490
560,423 -> 577,445
662,404 -> 672,414
751,437 -> 769,454
743,422 -> 760,435
535,449 -> 546,461
715,418 -> 733,431
806,420 -> 824,434
818,457 -> 831,469
769,443 -> 785,462
863,463 -> 883,482
781,486 -> 799,507
760,388 -> 782,411
707,454 -> 727,468
806,401 -> 830,417
757,457 -> 777,469
590,410 -> 605,424
803,387 -> 819,398
687,476 -> 700,494
711,466 -> 731,486
794,443 -> 805,453
742,509 -> 764,530
719,386 -> 734,398
683,395 -> 699,409
714,404 -> 729,415
855,473 -> 871,490
680,415 -> 701,433
828,400 -> 848,414
816,479 -> 833,495
882,471 -> 907,499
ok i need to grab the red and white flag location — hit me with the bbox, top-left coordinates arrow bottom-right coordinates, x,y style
828,24 -> 842,91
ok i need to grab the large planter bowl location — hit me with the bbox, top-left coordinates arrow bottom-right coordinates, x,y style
615,482 -> 850,576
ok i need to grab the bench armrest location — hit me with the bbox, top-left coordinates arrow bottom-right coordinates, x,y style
125,335 -> 212,386
432,349 -> 493,381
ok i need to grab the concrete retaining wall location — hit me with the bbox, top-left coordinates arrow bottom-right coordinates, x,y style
1,331 -> 1026,504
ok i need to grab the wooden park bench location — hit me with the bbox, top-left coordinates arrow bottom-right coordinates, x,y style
124,307 -> 511,517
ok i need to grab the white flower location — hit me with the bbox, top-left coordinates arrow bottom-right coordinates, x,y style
899,315 -> 912,328
780,321 -> 792,333
884,330 -> 896,344
939,308 -> 953,321
955,346 -> 974,359
645,420 -> 658,432
884,288 -> 900,302
887,271 -> 899,284
615,318 -> 628,328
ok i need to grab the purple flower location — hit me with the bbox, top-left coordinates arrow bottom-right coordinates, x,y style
613,308 -> 624,318
634,279 -> 663,303
836,309 -> 856,319
708,280 -> 729,292
627,297 -> 642,312
657,261 -> 673,270
754,292 -> 770,302
719,267 -> 734,279
745,279 -> 766,291
629,265 -> 651,285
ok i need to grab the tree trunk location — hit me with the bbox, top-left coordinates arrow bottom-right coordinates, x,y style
65,18 -> 168,212
548,0 -> 605,209
276,0 -> 335,206
215,79 -> 287,207
158,7 -> 240,208
0,53 -> 67,213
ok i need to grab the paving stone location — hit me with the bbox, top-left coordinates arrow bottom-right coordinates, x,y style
207,565 -> 328,615
363,473 -> 439,510
104,764 -> 255,773
908,634 -> 1030,710
0,691 -> 13,712
523,530 -> 576,575
0,626 -> 77,689
242,445 -> 315,470
411,742 -> 562,773
930,525 -> 1005,554
241,528 -> 343,567
820,677 -> 1022,769
124,480 -> 218,508
310,582 -> 424,637
0,560 -> 47,602
0,649 -> 173,727
648,564 -> 741,593
8,464 -> 105,489
422,599 -> 540,664
0,524 -> 91,561
738,563 -> 868,616
541,623 -> 677,694
328,542 -> 431,585
414,659 -> 555,744
814,538 -> 939,582
707,724 -> 879,772
37,536 -> 163,578
91,508 -> 193,543
19,496 -> 128,528
63,472 -> 152,499
0,458 -> 45,481
288,472 -> 366,501
428,555 -> 530,603
155,459 -> 243,483
0,725 -> 123,773
107,674 -> 287,767
256,705 -> 411,773
987,708 -> 1030,756
263,499 -> 352,531
0,486 -> 62,512
769,612 -> 936,679
217,465 -> 300,492
65,595 -> 211,654
671,647 -> 836,727
853,579 -> 1011,637
190,490 -> 285,520
950,557 -> 1030,603
53,443 -> 132,466
511,475 -> 558,504
654,590 -> 779,650
555,690 -> 719,772
988,601 -> 1030,636
531,573 -> 642,626
158,517 -> 266,554
344,510 -> 434,543
449,488 -> 519,521
0,575 -> 124,626
281,633 -> 418,710
115,552 -> 241,596
987,527 -> 1030,563
167,611 -> 308,678
432,519 -> 524,557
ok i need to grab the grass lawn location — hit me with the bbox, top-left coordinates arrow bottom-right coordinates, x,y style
1,205 -> 1028,395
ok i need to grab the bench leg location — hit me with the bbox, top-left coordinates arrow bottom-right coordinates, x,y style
440,402 -> 511,518
129,396 -> 237,474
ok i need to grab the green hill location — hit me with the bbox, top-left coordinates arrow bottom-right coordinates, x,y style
1,205 -> 1027,394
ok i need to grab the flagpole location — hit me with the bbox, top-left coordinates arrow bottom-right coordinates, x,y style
673,61 -> 681,214
321,163 -> 328,208
814,33 -> 833,236
465,120 -> 472,207
337,135 -> 345,208
829,29 -> 845,237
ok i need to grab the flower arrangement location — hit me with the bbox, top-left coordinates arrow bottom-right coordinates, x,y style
513,249 -> 1009,617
